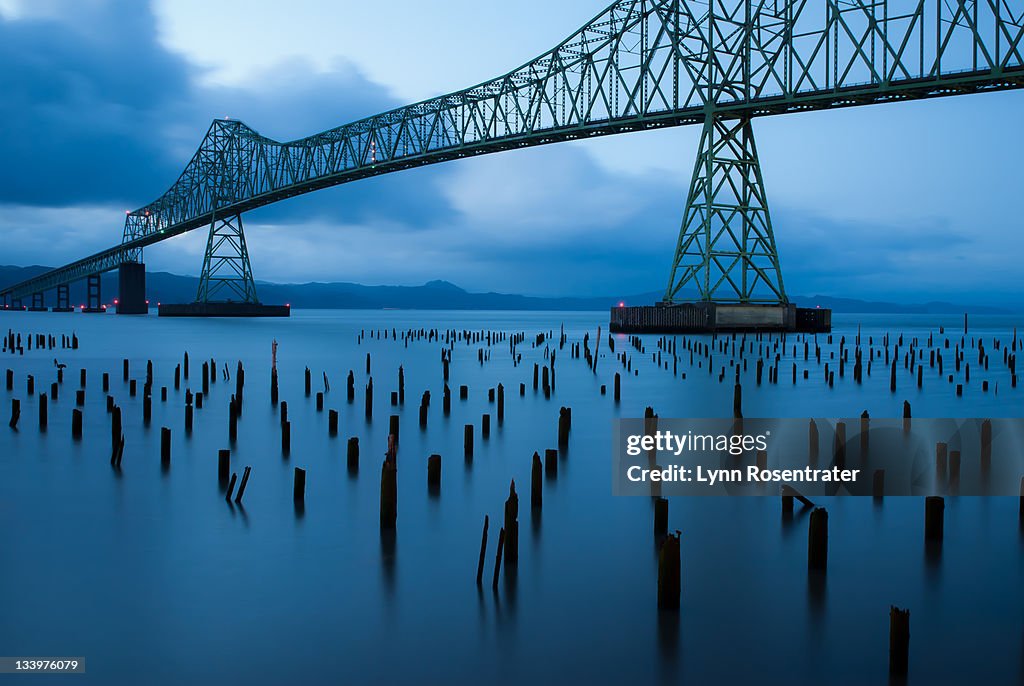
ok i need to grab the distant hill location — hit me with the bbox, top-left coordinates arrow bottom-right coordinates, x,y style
0,265 -> 1015,314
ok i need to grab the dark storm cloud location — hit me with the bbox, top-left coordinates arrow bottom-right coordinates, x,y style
0,1 -> 190,205
0,0 -> 453,224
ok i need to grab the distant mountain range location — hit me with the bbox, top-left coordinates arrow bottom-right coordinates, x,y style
0,264 -> 1016,314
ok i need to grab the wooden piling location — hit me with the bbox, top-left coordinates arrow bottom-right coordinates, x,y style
504,481 -> 519,565
235,466 -> 251,504
492,527 -> 506,590
38,393 -> 47,430
557,406 -> 571,447
294,467 -> 306,502
889,606 -> 910,677
380,457 -> 397,529
808,507 -> 828,571
71,408 -> 82,439
544,448 -> 558,477
464,424 -> 474,459
387,414 -> 399,445
228,397 -> 238,443
282,420 -> 291,456
160,427 -> 171,466
654,497 -> 668,535
365,378 -> 373,419
657,532 -> 681,610
980,419 -> 992,470
218,449 -> 230,484
531,452 -> 542,508
808,419 -> 819,465
347,437 -> 359,471
925,496 -> 944,541
873,469 -> 885,499
476,515 -> 489,586
328,409 -> 339,436
427,454 -> 441,492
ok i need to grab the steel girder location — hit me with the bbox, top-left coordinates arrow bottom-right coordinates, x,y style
3,0 -> 1024,302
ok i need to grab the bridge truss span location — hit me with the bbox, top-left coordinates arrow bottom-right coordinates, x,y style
3,0 -> 1023,306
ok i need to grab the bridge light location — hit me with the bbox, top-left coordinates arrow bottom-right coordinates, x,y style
618,301 -> 625,307
113,299 -> 119,305
145,300 -> 150,305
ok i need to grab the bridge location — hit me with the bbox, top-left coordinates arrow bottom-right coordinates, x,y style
2,0 -> 1022,318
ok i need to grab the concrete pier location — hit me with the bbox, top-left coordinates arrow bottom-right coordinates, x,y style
610,302 -> 831,334
116,262 -> 148,315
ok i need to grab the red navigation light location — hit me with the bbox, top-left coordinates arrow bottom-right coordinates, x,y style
113,299 -> 119,305
145,300 -> 150,305
286,303 -> 291,307
618,301 -> 625,307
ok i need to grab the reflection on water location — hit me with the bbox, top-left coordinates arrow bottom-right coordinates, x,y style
0,309 -> 1021,685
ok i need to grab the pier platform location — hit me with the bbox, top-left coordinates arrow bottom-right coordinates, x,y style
158,302 -> 291,317
610,302 -> 831,334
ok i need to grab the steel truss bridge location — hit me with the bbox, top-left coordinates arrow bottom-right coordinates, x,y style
3,0 -> 1023,309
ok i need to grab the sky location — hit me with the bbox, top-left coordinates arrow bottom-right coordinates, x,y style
0,0 -> 1021,303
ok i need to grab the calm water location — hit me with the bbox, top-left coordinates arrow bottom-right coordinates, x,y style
0,309 -> 1022,685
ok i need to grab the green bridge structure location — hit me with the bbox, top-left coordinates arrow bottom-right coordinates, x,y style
1,0 -> 1022,326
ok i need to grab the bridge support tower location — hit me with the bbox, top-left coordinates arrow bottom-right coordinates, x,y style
29,292 -> 46,312
54,284 -> 72,312
613,113 -> 829,333
83,274 -> 105,313
159,213 -> 288,317
116,262 -> 148,314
